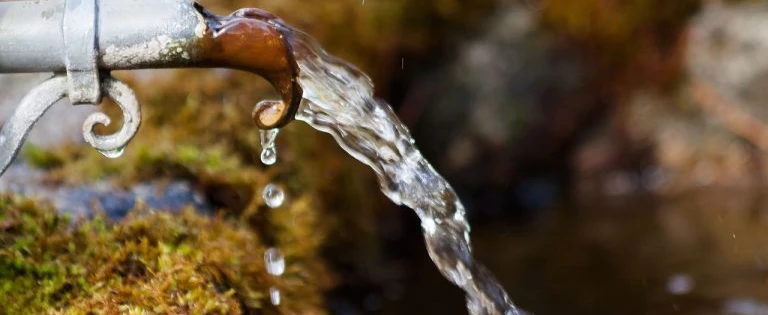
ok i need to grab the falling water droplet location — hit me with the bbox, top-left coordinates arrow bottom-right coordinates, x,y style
259,129 -> 279,165
261,148 -> 277,165
263,184 -> 285,208
269,286 -> 281,305
264,247 -> 285,276
98,146 -> 125,159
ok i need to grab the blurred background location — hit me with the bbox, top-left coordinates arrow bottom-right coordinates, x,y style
4,0 -> 768,314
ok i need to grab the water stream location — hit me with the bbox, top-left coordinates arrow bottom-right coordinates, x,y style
198,7 -> 521,314
279,24 -> 522,315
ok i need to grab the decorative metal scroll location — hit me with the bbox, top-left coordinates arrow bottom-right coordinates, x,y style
0,74 -> 142,175
0,0 -> 144,176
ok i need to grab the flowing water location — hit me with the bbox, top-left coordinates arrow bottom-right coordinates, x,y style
275,25 -> 522,315
197,7 -> 520,314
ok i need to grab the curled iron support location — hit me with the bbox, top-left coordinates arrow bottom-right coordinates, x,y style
0,74 -> 142,175
0,76 -> 67,175
81,77 -> 142,158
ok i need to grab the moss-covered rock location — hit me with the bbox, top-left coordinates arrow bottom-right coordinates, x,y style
0,194 -> 332,314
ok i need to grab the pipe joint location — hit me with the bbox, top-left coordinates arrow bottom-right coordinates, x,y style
64,0 -> 101,104
0,0 -> 304,177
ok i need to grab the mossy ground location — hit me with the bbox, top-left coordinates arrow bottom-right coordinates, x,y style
0,194 -> 332,314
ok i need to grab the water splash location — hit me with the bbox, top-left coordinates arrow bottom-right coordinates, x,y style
264,247 -> 286,276
269,286 -> 281,306
259,128 -> 279,165
279,26 -> 522,315
263,183 -> 286,208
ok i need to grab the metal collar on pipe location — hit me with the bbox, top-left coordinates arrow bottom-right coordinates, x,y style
0,0 -> 206,73
64,0 -> 101,104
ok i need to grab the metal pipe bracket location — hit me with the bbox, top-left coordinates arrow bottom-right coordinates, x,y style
0,73 -> 141,175
63,0 -> 101,104
0,0 -> 183,176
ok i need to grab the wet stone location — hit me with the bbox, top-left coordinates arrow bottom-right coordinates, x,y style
0,163 -> 211,220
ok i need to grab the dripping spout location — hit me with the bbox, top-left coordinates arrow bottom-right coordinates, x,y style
0,0 -> 302,129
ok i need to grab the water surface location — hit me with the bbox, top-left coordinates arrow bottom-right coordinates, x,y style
381,190 -> 768,315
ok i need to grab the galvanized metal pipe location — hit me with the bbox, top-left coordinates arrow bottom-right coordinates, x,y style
0,0 -> 207,73
0,0 -> 305,177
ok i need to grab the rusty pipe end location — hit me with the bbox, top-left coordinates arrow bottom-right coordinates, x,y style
193,4 -> 304,130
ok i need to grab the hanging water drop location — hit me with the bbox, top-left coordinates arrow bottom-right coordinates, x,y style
264,247 -> 285,276
261,148 -> 277,165
259,129 -> 279,165
98,146 -> 125,159
263,184 -> 285,208
269,286 -> 281,305
259,126 -> 279,147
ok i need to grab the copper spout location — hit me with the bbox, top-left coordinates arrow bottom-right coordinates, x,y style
194,5 -> 303,129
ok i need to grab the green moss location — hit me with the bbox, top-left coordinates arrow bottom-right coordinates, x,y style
0,194 -> 332,314
23,144 -> 65,170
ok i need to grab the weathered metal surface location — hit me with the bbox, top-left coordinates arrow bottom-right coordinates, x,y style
80,76 -> 142,157
0,0 -> 201,176
0,0 -> 206,73
0,1 -> 305,177
0,74 -> 141,175
63,0 -> 101,103
0,75 -> 67,176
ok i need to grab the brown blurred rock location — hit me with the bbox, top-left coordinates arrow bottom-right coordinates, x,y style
569,1 -> 768,196
402,4 -> 585,213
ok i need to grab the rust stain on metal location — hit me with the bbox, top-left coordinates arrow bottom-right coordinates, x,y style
194,5 -> 302,129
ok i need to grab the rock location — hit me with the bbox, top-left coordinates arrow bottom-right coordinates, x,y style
570,1 -> 768,196
688,2 -> 768,100
0,163 -> 210,220
405,4 -> 583,213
